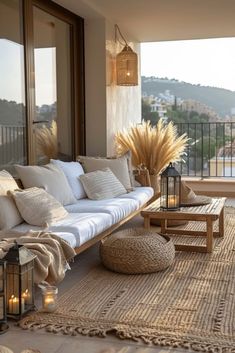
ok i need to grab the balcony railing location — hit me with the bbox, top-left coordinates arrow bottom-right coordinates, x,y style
175,122 -> 235,178
0,125 -> 26,169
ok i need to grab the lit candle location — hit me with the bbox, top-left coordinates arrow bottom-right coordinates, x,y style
22,289 -> 30,304
43,295 -> 56,312
8,295 -> 25,314
168,195 -> 178,208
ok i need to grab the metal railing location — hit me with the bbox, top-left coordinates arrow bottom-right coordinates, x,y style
175,122 -> 235,178
0,125 -> 26,169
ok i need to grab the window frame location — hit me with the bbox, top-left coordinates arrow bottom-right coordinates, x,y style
22,0 -> 85,164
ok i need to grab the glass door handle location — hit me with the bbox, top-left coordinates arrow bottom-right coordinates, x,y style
32,120 -> 49,124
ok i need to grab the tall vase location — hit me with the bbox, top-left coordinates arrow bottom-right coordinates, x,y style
149,174 -> 160,195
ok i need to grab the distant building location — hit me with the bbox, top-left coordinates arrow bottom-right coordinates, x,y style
181,99 -> 220,121
210,140 -> 235,176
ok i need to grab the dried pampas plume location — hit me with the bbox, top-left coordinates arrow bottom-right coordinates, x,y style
36,120 -> 58,161
116,119 -> 188,175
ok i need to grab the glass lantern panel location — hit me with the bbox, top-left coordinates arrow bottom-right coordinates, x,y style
21,270 -> 33,307
7,270 -> 20,315
0,264 -> 3,292
0,296 -> 4,320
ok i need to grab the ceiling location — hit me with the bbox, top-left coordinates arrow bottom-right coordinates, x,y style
54,0 -> 235,42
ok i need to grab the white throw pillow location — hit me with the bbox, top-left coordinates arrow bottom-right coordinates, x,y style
0,170 -> 19,194
0,170 -> 23,229
50,159 -> 86,200
78,152 -> 133,191
10,187 -> 68,227
15,164 -> 76,206
0,196 -> 23,230
79,168 -> 127,200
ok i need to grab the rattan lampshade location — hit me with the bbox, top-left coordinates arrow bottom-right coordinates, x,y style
116,45 -> 138,86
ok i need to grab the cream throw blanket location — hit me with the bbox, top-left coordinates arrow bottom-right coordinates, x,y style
0,230 -> 76,284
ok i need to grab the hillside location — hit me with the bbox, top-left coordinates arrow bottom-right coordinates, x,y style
141,77 -> 235,117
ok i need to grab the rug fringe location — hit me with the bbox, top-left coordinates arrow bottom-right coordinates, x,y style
18,318 -> 235,353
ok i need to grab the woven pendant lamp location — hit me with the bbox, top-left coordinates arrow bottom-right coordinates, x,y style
115,25 -> 138,86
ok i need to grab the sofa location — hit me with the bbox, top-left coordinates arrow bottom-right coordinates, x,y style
0,156 -> 154,255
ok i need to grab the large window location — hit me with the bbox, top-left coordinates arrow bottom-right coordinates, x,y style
0,0 -> 84,170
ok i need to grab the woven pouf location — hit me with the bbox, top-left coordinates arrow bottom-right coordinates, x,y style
100,228 -> 175,274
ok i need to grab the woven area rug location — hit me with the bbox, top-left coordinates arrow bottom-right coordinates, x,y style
20,207 -> 235,352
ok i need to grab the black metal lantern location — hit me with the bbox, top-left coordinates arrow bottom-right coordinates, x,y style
0,260 -> 8,333
4,243 -> 36,319
160,163 -> 181,211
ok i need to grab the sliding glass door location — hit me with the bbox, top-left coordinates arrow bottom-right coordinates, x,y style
0,0 -> 84,169
33,5 -> 73,164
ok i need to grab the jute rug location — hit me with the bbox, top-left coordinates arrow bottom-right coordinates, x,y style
20,207 -> 235,352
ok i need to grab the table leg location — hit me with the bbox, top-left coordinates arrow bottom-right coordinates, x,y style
219,207 -> 224,238
206,218 -> 213,253
144,216 -> 150,229
161,219 -> 167,234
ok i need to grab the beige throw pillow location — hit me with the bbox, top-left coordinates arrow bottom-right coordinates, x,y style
0,195 -> 23,230
0,170 -> 19,194
79,168 -> 127,200
15,164 -> 76,206
10,187 -> 68,227
0,170 -> 23,229
78,152 -> 134,191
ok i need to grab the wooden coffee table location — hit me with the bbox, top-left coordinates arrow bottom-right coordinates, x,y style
141,197 -> 226,253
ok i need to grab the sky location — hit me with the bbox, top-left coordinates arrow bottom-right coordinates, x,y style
0,40 -> 56,106
141,37 -> 235,92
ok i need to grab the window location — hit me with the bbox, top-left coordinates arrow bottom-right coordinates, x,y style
0,0 -> 85,170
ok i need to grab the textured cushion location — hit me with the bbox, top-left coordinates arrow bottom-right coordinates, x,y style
79,168 -> 127,200
78,152 -> 133,191
0,196 -> 23,230
0,170 -> 23,229
15,164 -> 76,205
50,159 -> 86,200
100,228 -> 175,274
0,170 -> 19,194
10,187 -> 68,226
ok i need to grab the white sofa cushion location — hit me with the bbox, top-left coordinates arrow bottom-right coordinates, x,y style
116,187 -> 154,206
80,168 -> 127,200
48,213 -> 113,247
0,170 -> 23,229
15,164 -> 76,206
12,222 -> 77,248
10,187 -> 68,226
65,197 -> 138,223
50,159 -> 86,200
13,213 -> 112,248
78,152 -> 133,191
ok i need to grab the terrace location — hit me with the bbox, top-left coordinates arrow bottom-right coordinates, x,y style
1,1 -> 235,353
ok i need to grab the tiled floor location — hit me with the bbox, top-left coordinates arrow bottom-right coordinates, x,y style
0,199 -> 234,353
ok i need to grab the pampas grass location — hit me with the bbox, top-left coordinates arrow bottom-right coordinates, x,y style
116,119 -> 188,175
36,120 -> 58,160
